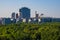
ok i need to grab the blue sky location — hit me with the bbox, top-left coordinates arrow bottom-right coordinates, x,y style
0,0 -> 60,18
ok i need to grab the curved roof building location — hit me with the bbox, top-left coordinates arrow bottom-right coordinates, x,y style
19,7 -> 30,19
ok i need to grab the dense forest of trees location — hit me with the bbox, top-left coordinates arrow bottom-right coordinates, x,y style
0,22 -> 60,40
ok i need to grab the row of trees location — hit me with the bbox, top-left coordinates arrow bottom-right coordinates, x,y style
0,22 -> 60,40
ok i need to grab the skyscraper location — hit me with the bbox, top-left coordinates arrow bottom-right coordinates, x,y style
35,11 -> 39,23
19,7 -> 30,19
35,11 -> 39,18
11,12 -> 15,19
16,13 -> 18,19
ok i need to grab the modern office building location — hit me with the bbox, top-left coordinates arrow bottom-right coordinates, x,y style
2,18 -> 11,25
11,12 -> 15,19
36,14 -> 39,18
41,17 -> 52,22
41,17 -> 60,23
35,11 -> 39,23
19,7 -> 30,19
16,13 -> 18,19
0,18 -> 2,24
11,19 -> 16,23
35,11 -> 39,18
52,18 -> 60,22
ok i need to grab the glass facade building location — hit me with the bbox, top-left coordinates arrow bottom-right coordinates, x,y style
19,7 -> 30,19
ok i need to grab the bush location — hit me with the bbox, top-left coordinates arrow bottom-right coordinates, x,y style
0,22 -> 60,40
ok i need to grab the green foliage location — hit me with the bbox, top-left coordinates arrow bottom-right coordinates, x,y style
0,22 -> 60,40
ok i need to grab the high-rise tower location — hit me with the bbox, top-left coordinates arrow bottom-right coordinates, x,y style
11,12 -> 15,19
19,7 -> 30,19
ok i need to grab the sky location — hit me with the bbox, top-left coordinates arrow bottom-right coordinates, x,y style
0,0 -> 60,18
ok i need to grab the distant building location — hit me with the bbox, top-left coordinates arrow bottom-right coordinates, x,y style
41,17 -> 60,23
30,18 -> 36,23
16,13 -> 19,23
11,12 -> 15,19
22,18 -> 26,22
28,19 -> 31,22
16,13 -> 18,19
52,18 -> 60,22
35,11 -> 39,18
2,18 -> 11,25
19,7 -> 30,19
0,18 -> 2,24
35,11 -> 39,23
11,19 -> 16,23
36,14 -> 39,18
41,17 -> 52,22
